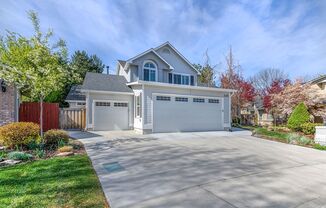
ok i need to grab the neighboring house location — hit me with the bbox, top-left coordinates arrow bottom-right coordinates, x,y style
0,79 -> 19,126
81,42 -> 235,133
306,75 -> 326,123
240,96 -> 273,126
65,85 -> 86,109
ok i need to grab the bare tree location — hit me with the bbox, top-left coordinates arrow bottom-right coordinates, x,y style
195,49 -> 218,87
250,68 -> 288,95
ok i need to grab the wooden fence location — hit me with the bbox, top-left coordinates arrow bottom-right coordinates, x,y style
19,102 -> 59,131
59,108 -> 86,130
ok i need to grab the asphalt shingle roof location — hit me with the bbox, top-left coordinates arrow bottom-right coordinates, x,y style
66,85 -> 86,101
81,72 -> 133,93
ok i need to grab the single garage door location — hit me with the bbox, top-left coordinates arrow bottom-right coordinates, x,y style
153,95 -> 223,133
93,101 -> 129,131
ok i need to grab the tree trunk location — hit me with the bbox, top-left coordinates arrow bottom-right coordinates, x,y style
40,96 -> 44,137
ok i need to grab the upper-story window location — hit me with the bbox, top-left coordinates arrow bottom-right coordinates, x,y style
143,61 -> 157,81
168,73 -> 195,86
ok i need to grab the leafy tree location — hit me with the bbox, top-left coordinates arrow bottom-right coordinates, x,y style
70,50 -> 105,84
287,102 -> 310,131
0,10 -> 68,136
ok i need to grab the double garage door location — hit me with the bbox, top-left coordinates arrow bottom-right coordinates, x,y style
93,101 -> 129,131
153,94 -> 223,133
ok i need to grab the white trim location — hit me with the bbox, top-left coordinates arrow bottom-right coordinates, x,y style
154,41 -> 200,74
80,89 -> 134,95
151,92 -> 224,132
65,100 -> 86,103
152,92 -> 224,99
169,72 -> 191,85
127,80 -> 237,93
92,99 -> 130,130
143,60 -> 158,82
127,49 -> 174,70
85,92 -> 90,129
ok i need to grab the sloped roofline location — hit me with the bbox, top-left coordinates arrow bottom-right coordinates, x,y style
126,48 -> 174,70
307,75 -> 326,84
154,41 -> 200,74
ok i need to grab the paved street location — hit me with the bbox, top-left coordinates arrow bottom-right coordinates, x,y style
70,130 -> 326,208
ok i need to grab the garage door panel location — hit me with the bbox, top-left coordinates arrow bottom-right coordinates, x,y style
93,101 -> 129,131
153,95 -> 222,133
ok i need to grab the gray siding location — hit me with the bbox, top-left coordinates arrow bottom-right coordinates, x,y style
155,45 -> 198,85
87,92 -> 134,128
141,85 -> 230,128
130,65 -> 139,82
132,52 -> 170,83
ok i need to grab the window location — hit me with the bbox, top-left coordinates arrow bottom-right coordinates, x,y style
171,73 -> 190,85
143,61 -> 156,81
114,102 -> 128,107
208,99 -> 219,104
175,97 -> 188,102
96,102 -> 110,106
77,102 -> 86,106
135,95 -> 141,117
168,73 -> 173,83
156,96 -> 171,101
193,98 -> 205,103
190,75 -> 194,86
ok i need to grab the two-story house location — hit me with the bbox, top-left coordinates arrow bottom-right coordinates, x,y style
81,42 -> 235,133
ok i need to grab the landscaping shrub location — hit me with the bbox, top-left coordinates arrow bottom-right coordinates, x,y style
58,146 -> 73,153
0,122 -> 40,148
286,133 -> 312,146
287,103 -> 310,131
313,143 -> 326,150
7,151 -> 33,161
44,129 -> 69,148
300,123 -> 323,135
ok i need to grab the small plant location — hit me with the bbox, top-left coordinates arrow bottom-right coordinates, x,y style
34,148 -> 46,159
44,129 -> 69,149
0,122 -> 40,149
0,150 -> 7,159
58,146 -> 73,153
300,123 -> 323,135
313,143 -> 326,150
287,103 -> 310,131
286,133 -> 312,146
7,151 -> 33,161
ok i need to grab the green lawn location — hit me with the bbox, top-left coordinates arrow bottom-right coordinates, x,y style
0,154 -> 108,208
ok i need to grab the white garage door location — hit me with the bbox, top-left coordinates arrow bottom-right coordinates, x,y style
153,95 -> 223,133
93,101 -> 129,131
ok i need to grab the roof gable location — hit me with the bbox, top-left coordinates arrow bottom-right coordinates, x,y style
154,42 -> 200,74
127,49 -> 174,69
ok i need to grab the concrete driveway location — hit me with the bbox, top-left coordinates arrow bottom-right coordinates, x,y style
70,130 -> 326,208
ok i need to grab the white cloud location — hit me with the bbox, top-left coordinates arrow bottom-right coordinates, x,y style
0,0 -> 325,78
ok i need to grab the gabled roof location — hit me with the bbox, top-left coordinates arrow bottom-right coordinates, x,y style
81,72 -> 133,93
308,75 -> 326,84
127,48 -> 174,69
65,85 -> 86,101
154,41 -> 200,74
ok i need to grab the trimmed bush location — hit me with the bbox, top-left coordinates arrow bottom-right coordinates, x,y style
58,146 -> 73,153
287,103 -> 310,131
0,122 -> 40,148
7,151 -> 33,161
301,123 -> 323,135
44,129 -> 69,148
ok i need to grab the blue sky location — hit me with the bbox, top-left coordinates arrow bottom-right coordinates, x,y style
1,0 -> 325,78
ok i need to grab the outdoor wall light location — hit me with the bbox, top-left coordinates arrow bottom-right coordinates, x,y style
1,80 -> 6,92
